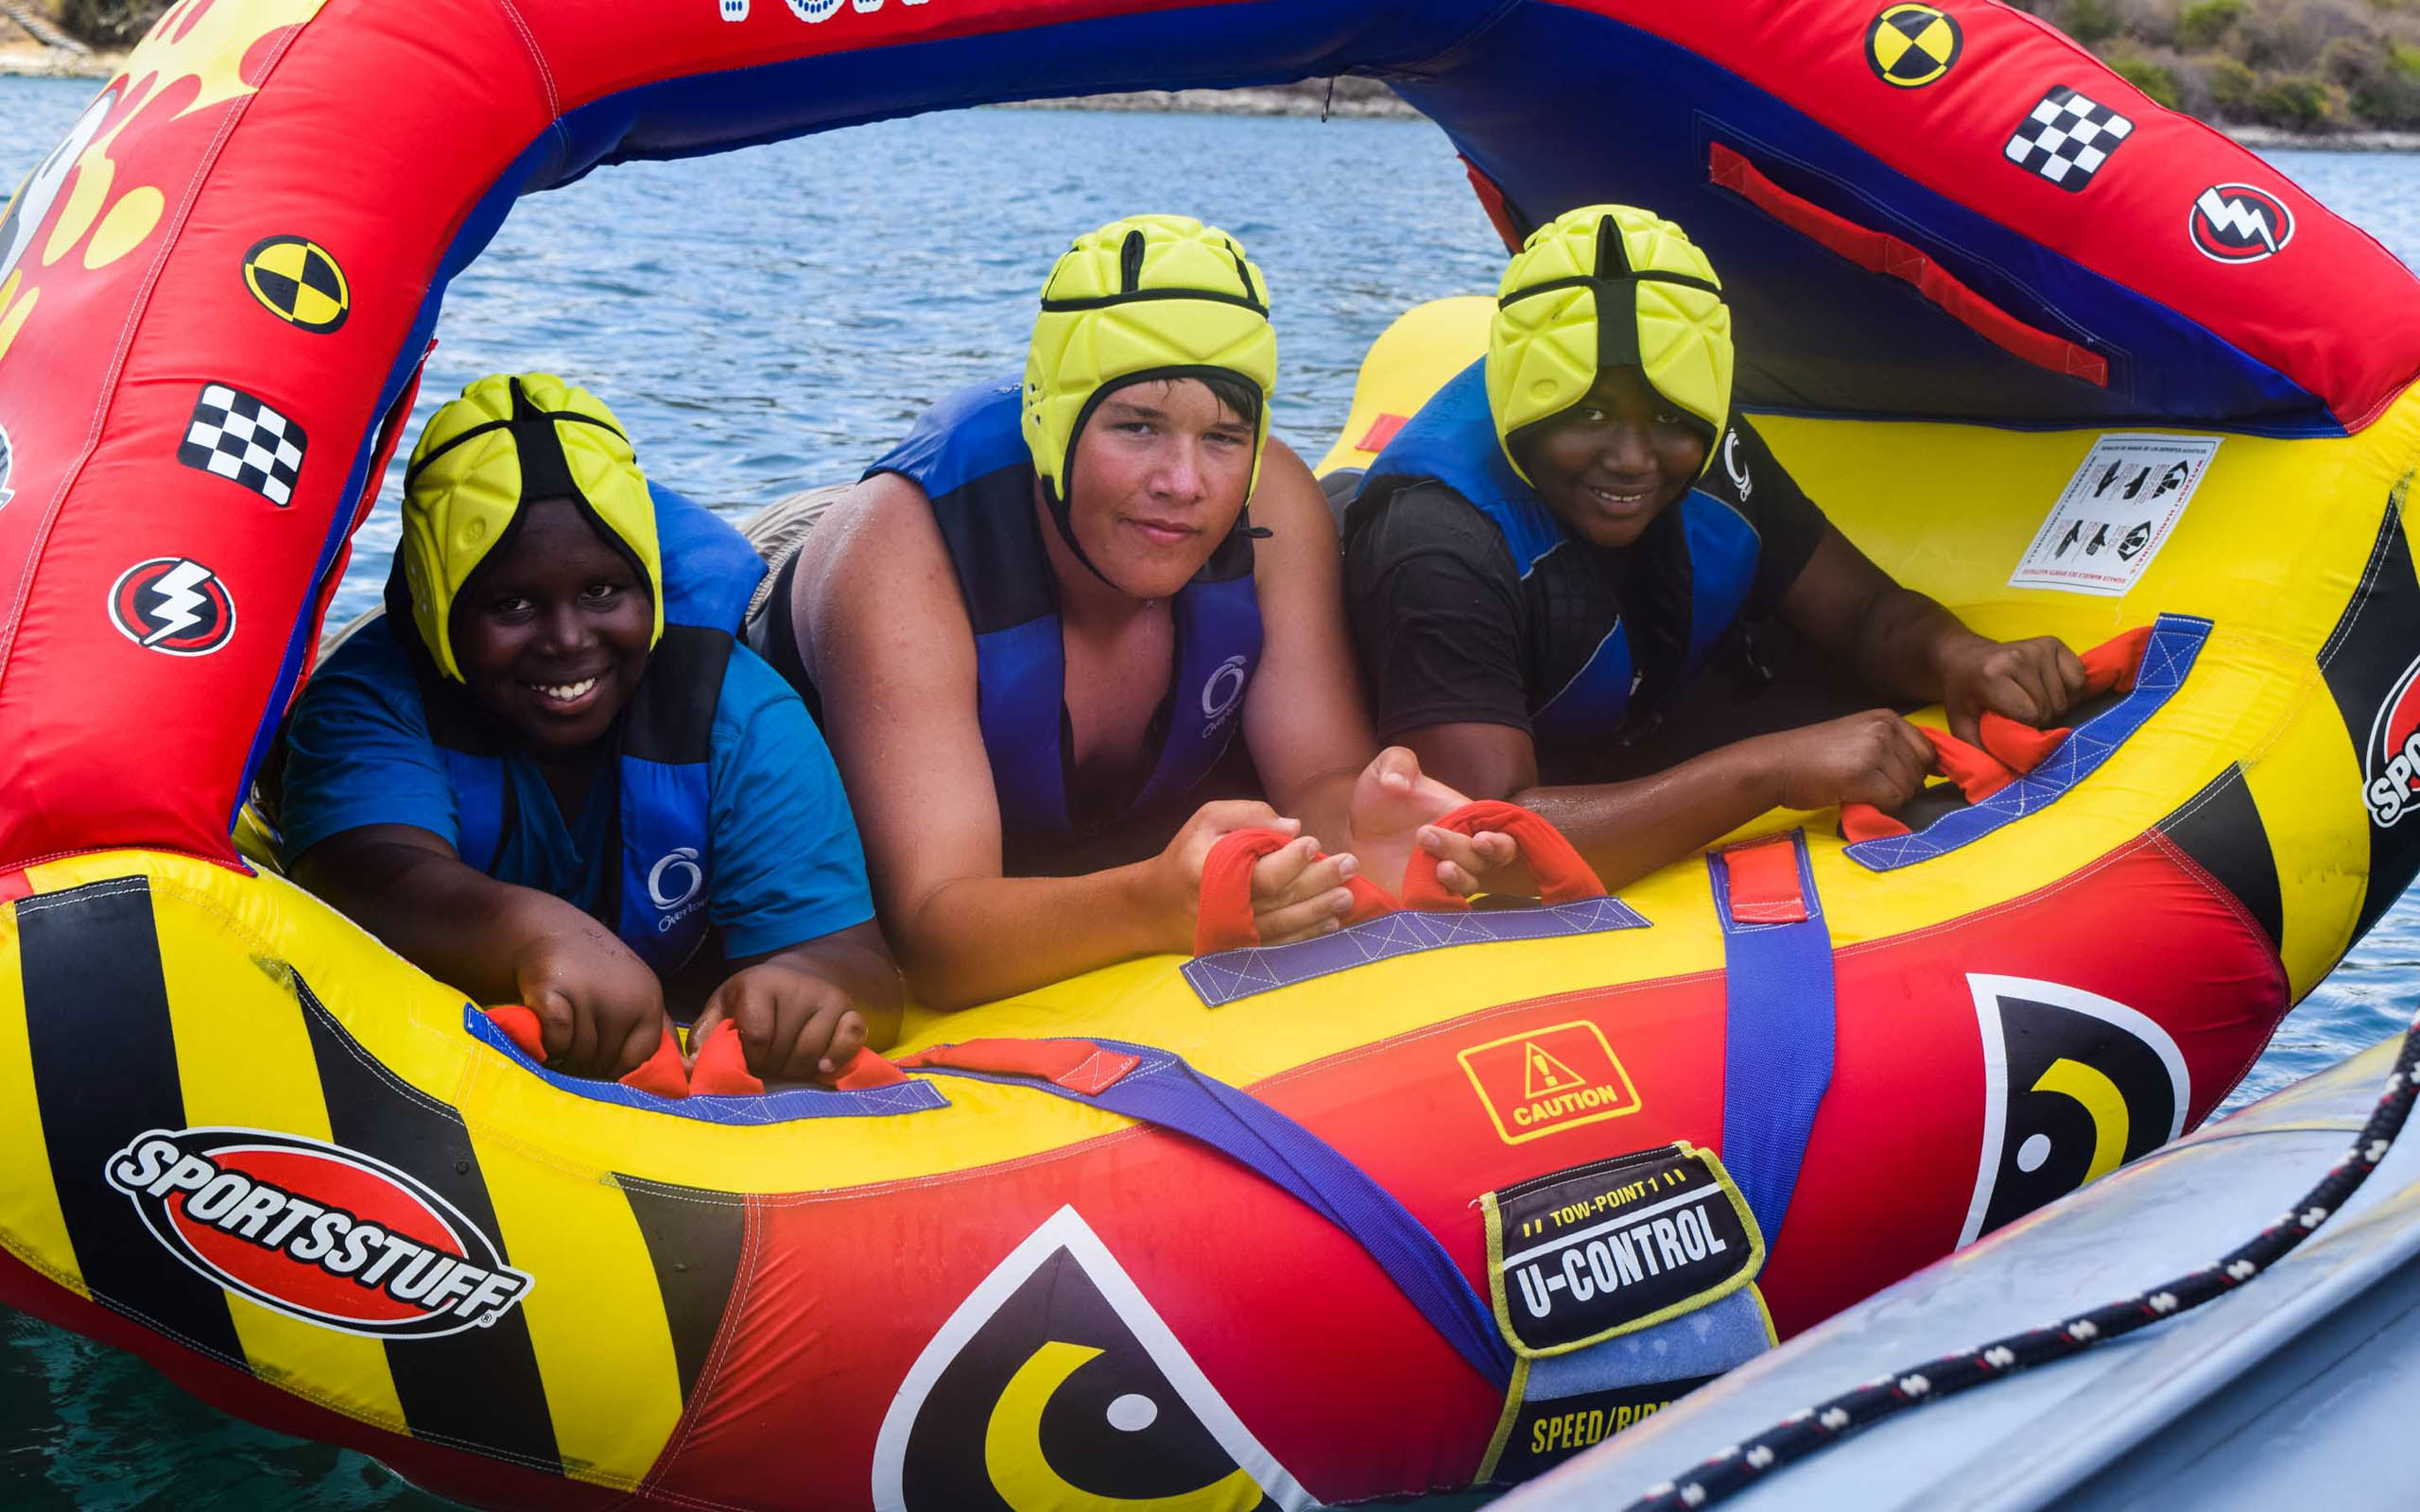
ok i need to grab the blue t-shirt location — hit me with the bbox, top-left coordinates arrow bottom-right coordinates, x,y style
279,622 -> 875,961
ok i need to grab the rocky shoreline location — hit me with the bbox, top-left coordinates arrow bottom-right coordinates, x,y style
4,47 -> 2414,151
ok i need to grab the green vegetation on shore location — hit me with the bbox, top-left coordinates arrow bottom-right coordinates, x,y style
2012,0 -> 2420,130
27,0 -> 2420,137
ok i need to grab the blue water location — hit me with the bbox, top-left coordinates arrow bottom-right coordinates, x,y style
2,72 -> 2418,1506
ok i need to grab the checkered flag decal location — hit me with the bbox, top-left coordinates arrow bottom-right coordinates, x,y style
178,383 -> 305,506
2005,85 -> 2134,190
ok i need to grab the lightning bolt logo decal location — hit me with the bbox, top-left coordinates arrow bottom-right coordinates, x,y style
108,557 -> 235,657
2189,183 -> 2295,265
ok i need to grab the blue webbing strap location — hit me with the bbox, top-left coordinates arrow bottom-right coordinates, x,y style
914,1040 -> 1516,1388
1707,831 -> 1835,1245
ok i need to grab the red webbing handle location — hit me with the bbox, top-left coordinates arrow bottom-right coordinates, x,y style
1840,625 -> 2158,840
1976,623 -> 2153,774
1398,800 -> 1606,911
689,1019 -> 909,1097
1192,827 -> 1395,955
482,1004 -> 689,1097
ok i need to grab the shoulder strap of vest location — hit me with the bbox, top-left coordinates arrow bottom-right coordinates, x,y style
613,624 -> 730,977
650,482 -> 766,634
1359,361 -> 1566,576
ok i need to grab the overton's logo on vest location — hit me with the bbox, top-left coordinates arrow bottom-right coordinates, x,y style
105,1127 -> 533,1338
873,1206 -> 1311,1512
647,846 -> 705,929
1721,431 -> 1753,498
1959,975 -> 2188,1245
1201,653 -> 1250,730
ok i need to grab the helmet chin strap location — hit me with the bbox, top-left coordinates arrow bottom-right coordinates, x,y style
1041,480 -> 1132,594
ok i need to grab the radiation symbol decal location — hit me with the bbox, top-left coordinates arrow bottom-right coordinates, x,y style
241,235 -> 349,333
1866,3 -> 1962,87
873,1206 -> 1314,1512
1959,974 -> 2189,1246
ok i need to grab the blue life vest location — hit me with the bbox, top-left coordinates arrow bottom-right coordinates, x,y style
868,380 -> 1265,841
375,483 -> 766,978
1360,363 -> 1763,749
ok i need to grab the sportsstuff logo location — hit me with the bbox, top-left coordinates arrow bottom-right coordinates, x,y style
106,1127 -> 532,1338
2364,652 -> 2420,826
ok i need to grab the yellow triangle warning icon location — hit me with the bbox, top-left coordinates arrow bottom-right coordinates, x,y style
1523,1041 -> 1584,1098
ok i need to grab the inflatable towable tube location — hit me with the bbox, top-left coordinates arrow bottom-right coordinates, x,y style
1,0 -> 2418,1506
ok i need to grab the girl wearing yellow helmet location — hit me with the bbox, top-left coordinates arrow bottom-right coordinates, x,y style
1345,206 -> 2087,886
280,375 -> 899,1082
746,217 -> 1512,1010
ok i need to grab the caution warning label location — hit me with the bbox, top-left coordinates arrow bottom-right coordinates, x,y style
1458,1021 -> 1642,1145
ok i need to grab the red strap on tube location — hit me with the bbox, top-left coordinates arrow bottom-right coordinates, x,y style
896,1038 -> 1142,1093
1717,836 -> 1808,924
1192,828 -> 1394,955
481,1005 -> 691,1097
1840,624 -> 2157,839
1979,711 -> 2068,773
1923,727 -> 2020,803
1399,800 -> 1608,912
686,1019 -> 760,1096
687,1021 -> 912,1097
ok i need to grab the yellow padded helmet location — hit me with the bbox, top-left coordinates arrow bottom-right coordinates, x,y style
1023,214 -> 1277,521
1487,204 -> 1733,485
398,373 -> 663,681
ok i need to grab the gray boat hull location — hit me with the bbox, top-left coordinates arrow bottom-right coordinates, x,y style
1494,1035 -> 2420,1510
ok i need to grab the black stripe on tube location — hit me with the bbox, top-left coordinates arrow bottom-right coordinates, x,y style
20,876 -> 250,1371
2156,764 -> 2285,951
298,984 -> 562,1474
617,1175 -> 747,1406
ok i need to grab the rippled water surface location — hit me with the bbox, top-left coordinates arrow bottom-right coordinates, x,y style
3,72 -> 2419,1508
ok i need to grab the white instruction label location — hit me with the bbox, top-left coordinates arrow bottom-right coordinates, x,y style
2008,434 -> 2220,596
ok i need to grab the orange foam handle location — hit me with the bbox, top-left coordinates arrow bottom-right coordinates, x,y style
484,1005 -> 692,1096
484,1004 -> 547,1059
1718,836 -> 1807,924
1399,800 -> 1607,911
832,1048 -> 910,1091
1193,828 -> 1396,955
1979,711 -> 2068,773
688,1019 -> 763,1096
1839,803 -> 1912,843
1921,726 -> 2020,803
1194,828 -> 1299,954
690,1022 -> 912,1096
2085,625 -> 2152,696
619,1027 -> 690,1099
1973,626 -> 2153,775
